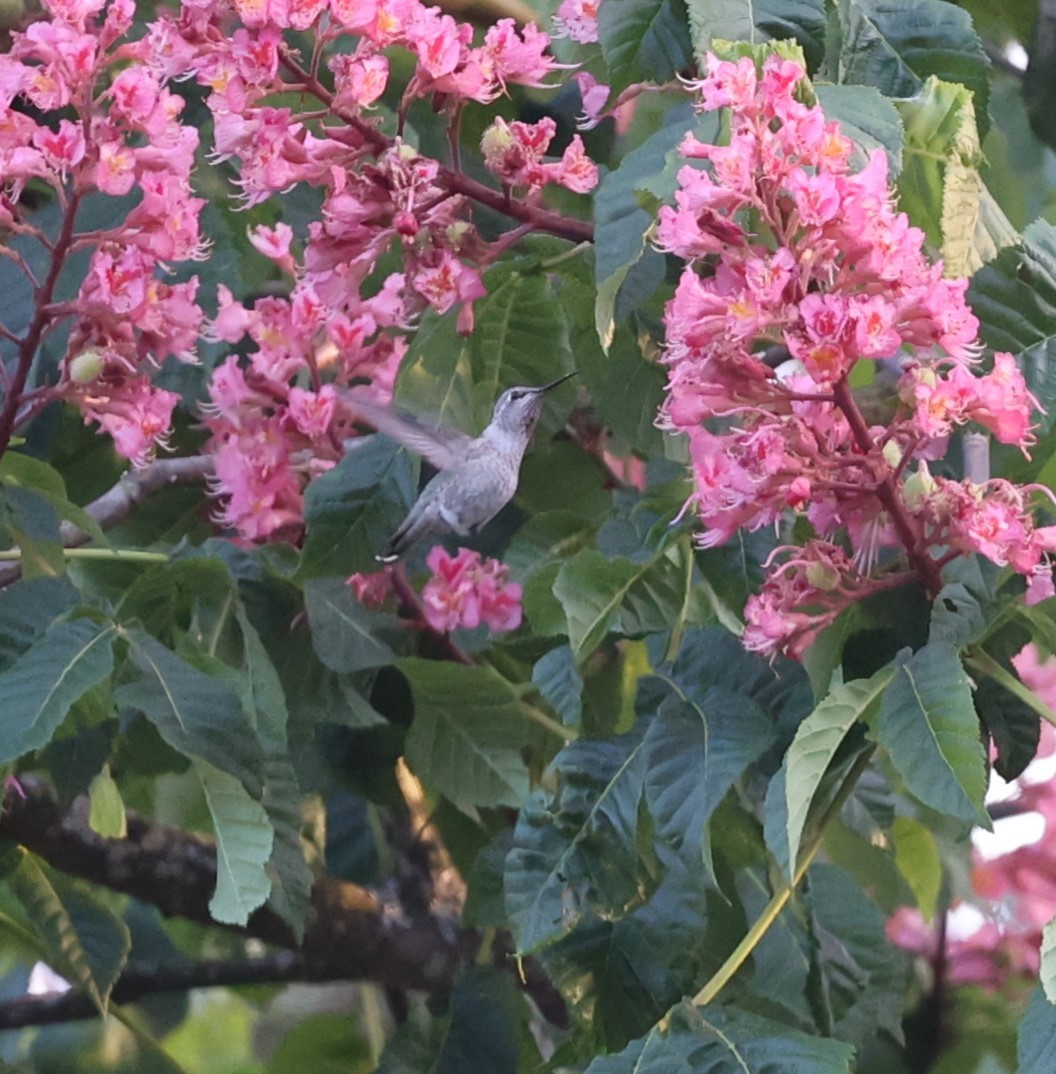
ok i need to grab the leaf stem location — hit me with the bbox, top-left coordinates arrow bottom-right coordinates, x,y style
0,547 -> 170,563
688,748 -> 874,1009
519,700 -> 578,742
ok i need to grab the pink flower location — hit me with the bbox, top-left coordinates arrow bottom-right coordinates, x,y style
347,567 -> 394,608
421,547 -> 523,634
553,0 -> 600,44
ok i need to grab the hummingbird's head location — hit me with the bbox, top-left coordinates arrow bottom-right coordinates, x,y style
491,371 -> 578,435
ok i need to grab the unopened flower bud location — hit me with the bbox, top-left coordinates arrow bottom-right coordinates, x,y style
481,120 -> 515,164
806,560 -> 841,592
882,439 -> 904,470
902,464 -> 936,510
69,349 -> 105,384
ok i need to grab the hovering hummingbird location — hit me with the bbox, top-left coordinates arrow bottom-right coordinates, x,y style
345,371 -> 578,562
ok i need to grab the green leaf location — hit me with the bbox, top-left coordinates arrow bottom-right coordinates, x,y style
582,1001 -> 855,1072
767,665 -> 893,879
88,764 -> 127,839
505,726 -> 652,954
815,84 -> 904,176
0,451 -> 107,546
196,761 -> 274,926
686,0 -> 826,68
11,851 -> 131,1015
397,266 -> 575,438
835,0 -> 990,141
807,864 -> 911,1047
0,485 -> 65,579
895,78 -> 1015,278
968,220 -> 1056,434
303,576 -> 400,673
597,0 -> 693,95
868,643 -> 988,824
0,575 -> 78,671
267,1014 -> 372,1074
115,556 -> 235,641
0,617 -> 115,765
298,437 -> 417,579
532,645 -> 584,727
1019,985 -> 1056,1074
116,628 -> 264,797
641,680 -> 774,881
891,816 -> 942,920
594,109 -> 698,350
975,675 -> 1040,782
400,659 -> 530,809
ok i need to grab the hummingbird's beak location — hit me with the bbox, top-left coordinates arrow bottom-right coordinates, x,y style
535,370 -> 579,394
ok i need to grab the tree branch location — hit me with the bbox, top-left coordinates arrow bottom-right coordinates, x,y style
0,779 -> 474,993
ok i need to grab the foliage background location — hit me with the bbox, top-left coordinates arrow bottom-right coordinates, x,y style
3,0 -> 1056,1072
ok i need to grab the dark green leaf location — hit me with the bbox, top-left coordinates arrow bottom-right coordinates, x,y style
116,628 -> 264,797
505,726 -> 652,954
532,645 -> 584,727
0,618 -> 115,765
0,486 -> 65,580
298,437 -> 417,579
686,0 -> 826,69
598,0 -> 693,95
304,576 -> 400,673
968,220 -> 1056,435
868,643 -> 987,824
975,675 -> 1040,782
836,0 -> 990,141
815,84 -> 904,176
399,659 -> 530,809
0,575 -> 78,672
583,1001 -> 854,1072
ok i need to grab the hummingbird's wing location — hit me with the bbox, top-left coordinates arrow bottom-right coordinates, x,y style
341,390 -> 472,471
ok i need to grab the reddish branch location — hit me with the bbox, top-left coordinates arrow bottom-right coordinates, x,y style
280,56 -> 595,247
0,193 -> 81,461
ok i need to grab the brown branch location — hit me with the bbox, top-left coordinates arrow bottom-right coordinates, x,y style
0,778 -> 474,993
0,952 -> 308,1030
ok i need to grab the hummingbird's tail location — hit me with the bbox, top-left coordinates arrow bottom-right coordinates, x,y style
375,513 -> 418,563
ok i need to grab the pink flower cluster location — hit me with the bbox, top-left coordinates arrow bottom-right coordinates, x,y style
0,0 -> 207,465
421,547 -> 522,634
0,0 -> 597,532
660,53 -> 1050,658
481,117 -> 598,194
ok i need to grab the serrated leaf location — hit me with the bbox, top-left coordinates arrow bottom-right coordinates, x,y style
505,727 -> 651,954
11,851 -> 131,1014
0,575 -> 78,671
304,576 -> 399,673
868,643 -> 987,824
766,666 -> 893,879
0,617 -> 115,765
815,84 -> 903,176
836,0 -> 990,141
597,0 -> 693,95
642,682 -> 774,881
298,437 -> 417,579
975,675 -> 1040,782
400,659 -> 529,810
686,0 -> 826,68
196,761 -> 274,926
583,1001 -> 854,1072
895,78 -> 1015,277
0,451 -> 108,546
532,645 -> 583,727
116,628 -> 264,797
968,220 -> 1056,434
88,764 -> 127,839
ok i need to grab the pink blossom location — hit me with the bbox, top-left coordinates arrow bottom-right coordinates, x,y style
421,547 -> 523,634
554,0 -> 600,44
347,567 -> 394,608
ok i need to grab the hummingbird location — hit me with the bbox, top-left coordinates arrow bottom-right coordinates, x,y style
345,371 -> 578,562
